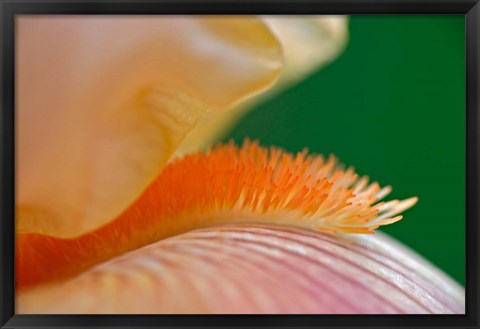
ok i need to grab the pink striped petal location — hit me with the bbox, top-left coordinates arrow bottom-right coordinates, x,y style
17,225 -> 464,314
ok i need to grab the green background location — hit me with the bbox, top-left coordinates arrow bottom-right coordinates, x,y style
224,16 -> 465,285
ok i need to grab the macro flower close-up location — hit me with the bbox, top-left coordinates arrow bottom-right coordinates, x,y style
16,15 -> 465,314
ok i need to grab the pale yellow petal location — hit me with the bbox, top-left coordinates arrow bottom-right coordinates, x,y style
176,16 -> 349,156
264,15 -> 349,84
17,16 -> 282,237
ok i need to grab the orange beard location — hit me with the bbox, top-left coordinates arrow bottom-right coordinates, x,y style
16,140 -> 417,290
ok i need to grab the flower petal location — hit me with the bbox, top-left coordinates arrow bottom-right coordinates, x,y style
16,225 -> 464,314
264,16 -> 349,84
17,16 -> 282,237
176,16 -> 349,155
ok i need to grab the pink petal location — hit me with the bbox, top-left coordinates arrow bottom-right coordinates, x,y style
17,225 -> 464,314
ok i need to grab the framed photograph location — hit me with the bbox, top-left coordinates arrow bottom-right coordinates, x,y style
1,1 -> 478,328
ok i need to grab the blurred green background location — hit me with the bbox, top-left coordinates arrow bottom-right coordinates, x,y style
224,16 -> 465,285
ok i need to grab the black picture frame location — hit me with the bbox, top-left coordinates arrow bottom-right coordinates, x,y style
1,1 -> 478,328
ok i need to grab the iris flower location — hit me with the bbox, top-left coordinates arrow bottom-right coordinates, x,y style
16,16 -> 464,314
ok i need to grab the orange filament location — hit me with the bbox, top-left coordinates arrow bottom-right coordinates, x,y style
16,140 -> 417,290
